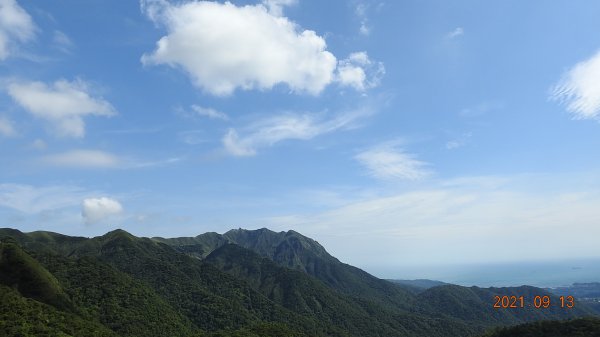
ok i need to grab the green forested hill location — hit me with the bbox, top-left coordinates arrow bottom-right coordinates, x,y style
1,227 -> 597,337
481,317 -> 600,337
0,284 -> 118,337
160,228 -> 420,309
0,241 -> 72,311
205,242 -> 474,337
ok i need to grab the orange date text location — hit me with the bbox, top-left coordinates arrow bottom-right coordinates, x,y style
493,295 -> 574,309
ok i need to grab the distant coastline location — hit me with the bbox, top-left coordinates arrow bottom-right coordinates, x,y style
374,258 -> 600,288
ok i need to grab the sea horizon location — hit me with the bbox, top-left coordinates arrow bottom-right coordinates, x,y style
374,258 -> 600,288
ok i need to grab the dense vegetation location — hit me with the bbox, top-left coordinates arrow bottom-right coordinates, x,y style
0,284 -> 117,337
1,227 -> 598,337
481,317 -> 600,337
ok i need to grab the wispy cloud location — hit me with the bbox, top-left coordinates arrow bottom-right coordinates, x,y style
177,130 -> 206,145
7,78 -> 117,138
103,127 -> 162,135
551,49 -> 600,119
0,0 -> 37,60
445,132 -> 472,150
191,105 -> 229,121
0,115 -> 17,137
223,107 -> 374,156
39,149 -> 182,169
52,30 -> 74,53
355,142 -> 432,180
131,157 -> 183,169
0,183 -> 125,227
29,139 -> 47,150
41,150 -> 121,168
0,183 -> 89,213
459,101 -> 502,118
355,2 -> 370,36
263,174 -> 600,266
446,27 -> 464,39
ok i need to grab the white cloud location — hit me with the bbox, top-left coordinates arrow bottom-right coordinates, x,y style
191,105 -> 229,121
82,197 -> 123,224
141,0 -> 380,95
41,150 -> 121,168
7,79 -> 117,138
262,0 -> 297,16
337,52 -> 384,91
551,49 -> 600,119
446,27 -> 464,39
223,107 -> 373,156
337,64 -> 366,91
0,115 -> 16,137
355,142 -> 431,180
0,0 -> 36,60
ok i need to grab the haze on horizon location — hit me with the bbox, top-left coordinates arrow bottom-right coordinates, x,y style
1,0 -> 600,277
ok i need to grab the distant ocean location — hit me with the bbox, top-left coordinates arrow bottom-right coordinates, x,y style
374,258 -> 600,288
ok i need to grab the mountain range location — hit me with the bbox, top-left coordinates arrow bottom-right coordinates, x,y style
0,227 -> 597,337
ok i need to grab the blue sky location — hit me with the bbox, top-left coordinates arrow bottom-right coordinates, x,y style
2,0 -> 600,276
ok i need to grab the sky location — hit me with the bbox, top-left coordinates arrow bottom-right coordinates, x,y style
1,0 -> 600,279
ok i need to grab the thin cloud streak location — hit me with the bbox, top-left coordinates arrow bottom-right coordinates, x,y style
41,150 -> 121,168
0,183 -> 90,213
39,149 -> 183,169
355,142 -> 432,180
223,107 -> 375,156
263,174 -> 600,266
191,105 -> 229,121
